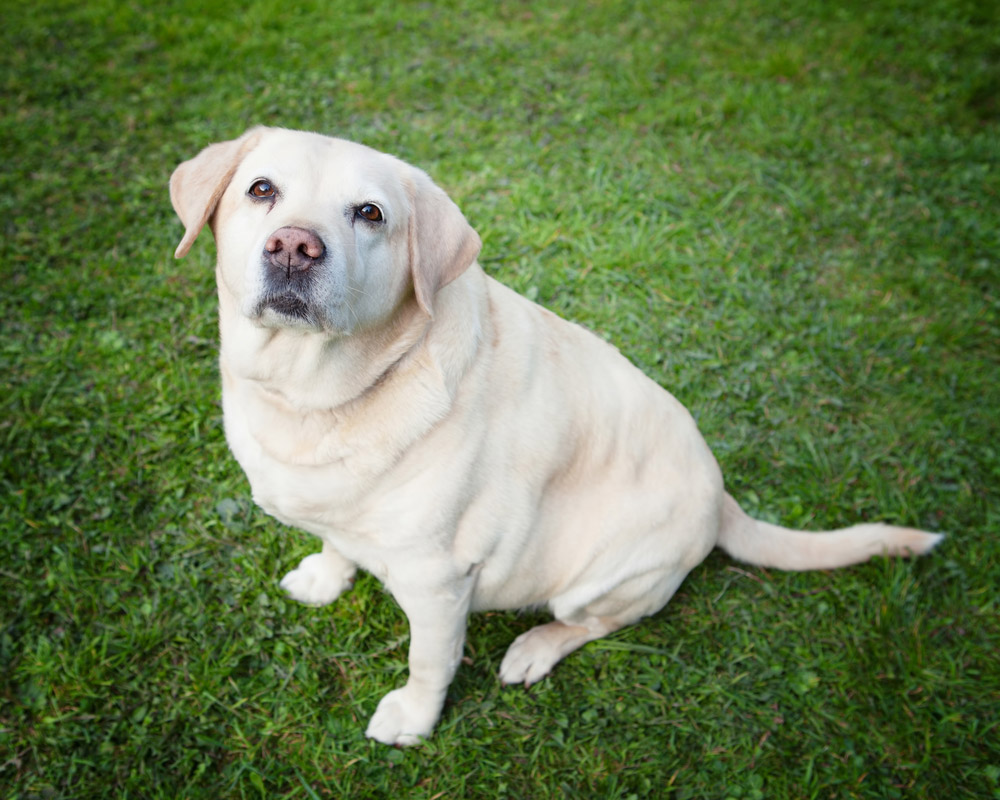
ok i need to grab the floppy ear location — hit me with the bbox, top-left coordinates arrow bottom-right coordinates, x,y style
169,127 -> 265,259
406,168 -> 482,317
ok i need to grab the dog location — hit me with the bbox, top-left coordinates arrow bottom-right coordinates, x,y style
170,127 -> 942,745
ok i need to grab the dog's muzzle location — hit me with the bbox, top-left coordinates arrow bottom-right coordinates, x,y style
256,226 -> 326,323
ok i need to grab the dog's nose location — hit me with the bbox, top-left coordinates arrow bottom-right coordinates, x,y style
264,227 -> 325,274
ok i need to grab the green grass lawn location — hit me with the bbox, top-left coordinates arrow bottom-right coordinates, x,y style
2,0 -> 998,797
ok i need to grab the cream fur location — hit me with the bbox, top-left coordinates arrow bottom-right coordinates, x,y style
170,127 -> 942,745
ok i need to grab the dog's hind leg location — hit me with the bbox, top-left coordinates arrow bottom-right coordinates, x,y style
498,567 -> 690,686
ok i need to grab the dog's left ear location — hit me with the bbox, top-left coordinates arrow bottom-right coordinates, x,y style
406,168 -> 482,317
169,127 -> 265,258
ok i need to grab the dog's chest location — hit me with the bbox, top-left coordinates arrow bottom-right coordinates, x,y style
232,430 -> 354,528
223,399 -> 363,524
220,376 -> 436,541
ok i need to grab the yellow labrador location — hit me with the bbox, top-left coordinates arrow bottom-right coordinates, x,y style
170,127 -> 942,745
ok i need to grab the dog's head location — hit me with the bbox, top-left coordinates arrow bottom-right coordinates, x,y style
170,127 -> 481,335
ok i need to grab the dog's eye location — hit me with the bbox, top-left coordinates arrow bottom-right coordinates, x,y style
356,203 -> 384,222
249,179 -> 276,199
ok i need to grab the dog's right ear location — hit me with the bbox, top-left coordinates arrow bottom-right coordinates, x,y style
169,127 -> 265,258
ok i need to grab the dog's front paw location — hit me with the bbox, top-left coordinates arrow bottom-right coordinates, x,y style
365,685 -> 446,746
279,551 -> 356,606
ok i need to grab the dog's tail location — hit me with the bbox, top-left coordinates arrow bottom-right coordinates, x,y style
717,493 -> 943,571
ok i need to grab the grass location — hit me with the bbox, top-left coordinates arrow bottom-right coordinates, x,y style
2,0 -> 998,797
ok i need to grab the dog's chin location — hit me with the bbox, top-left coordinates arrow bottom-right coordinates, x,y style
251,294 -> 323,331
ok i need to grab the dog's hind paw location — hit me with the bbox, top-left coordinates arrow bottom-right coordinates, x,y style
499,619 -> 614,686
499,626 -> 564,686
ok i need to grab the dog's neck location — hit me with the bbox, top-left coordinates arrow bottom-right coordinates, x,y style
218,265 -> 488,412
216,266 -> 489,471
217,292 -> 431,412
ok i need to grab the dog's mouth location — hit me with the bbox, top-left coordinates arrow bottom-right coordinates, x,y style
252,292 -> 317,326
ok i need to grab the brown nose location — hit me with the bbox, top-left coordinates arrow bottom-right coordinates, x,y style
263,226 -> 325,274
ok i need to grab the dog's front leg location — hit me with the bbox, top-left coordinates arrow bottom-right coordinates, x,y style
365,571 -> 475,746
